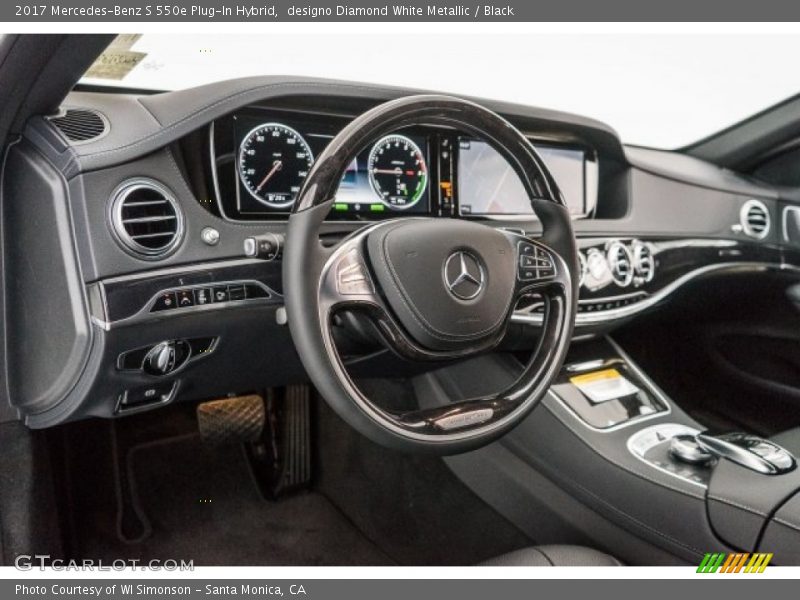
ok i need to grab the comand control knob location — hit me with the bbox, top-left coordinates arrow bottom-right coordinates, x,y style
669,434 -> 714,465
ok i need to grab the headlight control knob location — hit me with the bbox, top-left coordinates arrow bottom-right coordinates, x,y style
143,340 -> 190,376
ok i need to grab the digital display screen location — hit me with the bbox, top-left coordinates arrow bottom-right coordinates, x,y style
458,139 -> 586,217
232,115 -> 430,218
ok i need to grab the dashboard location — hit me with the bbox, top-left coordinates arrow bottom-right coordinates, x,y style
209,108 -> 597,222
3,75 -> 797,430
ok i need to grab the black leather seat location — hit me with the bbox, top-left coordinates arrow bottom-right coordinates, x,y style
481,545 -> 621,566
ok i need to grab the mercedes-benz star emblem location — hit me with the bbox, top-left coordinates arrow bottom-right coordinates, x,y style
444,251 -> 485,300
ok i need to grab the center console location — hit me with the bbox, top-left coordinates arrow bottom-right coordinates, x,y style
437,338 -> 800,565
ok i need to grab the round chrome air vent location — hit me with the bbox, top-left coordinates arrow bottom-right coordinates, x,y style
606,241 -> 634,287
739,199 -> 770,240
109,179 -> 184,260
632,240 -> 655,283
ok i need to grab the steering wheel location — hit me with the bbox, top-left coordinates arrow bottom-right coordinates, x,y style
283,95 -> 578,454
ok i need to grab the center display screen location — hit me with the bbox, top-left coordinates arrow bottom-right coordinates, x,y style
457,139 -> 587,217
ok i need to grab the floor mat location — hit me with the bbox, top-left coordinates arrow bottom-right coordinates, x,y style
73,429 -> 392,566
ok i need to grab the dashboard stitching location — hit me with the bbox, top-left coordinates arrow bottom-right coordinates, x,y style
772,516 -> 800,532
555,470 -> 706,557
375,222 -> 509,341
706,495 -> 770,518
134,95 -> 168,127
78,81 -> 416,161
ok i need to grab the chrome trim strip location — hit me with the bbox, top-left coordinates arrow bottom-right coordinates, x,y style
98,258 -> 268,285
92,279 -> 279,331
782,205 -> 800,243
512,261 -> 799,326
208,120 -> 230,221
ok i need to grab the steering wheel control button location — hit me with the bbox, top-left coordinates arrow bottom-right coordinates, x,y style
669,434 -> 714,465
434,408 -> 494,431
336,248 -> 374,296
444,250 -> 485,300
200,226 -> 220,246
517,242 -> 556,282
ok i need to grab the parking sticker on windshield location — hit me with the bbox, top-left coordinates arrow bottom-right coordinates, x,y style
570,368 -> 640,404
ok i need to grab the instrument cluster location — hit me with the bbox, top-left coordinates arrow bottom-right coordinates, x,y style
211,110 -> 437,221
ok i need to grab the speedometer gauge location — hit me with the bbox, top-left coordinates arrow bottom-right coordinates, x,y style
238,123 -> 313,209
367,135 -> 427,209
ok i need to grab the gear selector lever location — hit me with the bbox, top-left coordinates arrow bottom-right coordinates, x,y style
695,432 -> 796,475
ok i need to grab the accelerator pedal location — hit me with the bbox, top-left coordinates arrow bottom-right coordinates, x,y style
196,394 -> 266,445
248,385 -> 312,499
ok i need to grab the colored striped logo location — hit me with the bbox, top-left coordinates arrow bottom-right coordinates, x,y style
697,553 -> 773,573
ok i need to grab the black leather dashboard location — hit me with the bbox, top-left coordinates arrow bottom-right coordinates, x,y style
3,75 -> 798,428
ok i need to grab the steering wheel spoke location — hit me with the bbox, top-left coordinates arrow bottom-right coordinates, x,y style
320,232 -> 381,313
